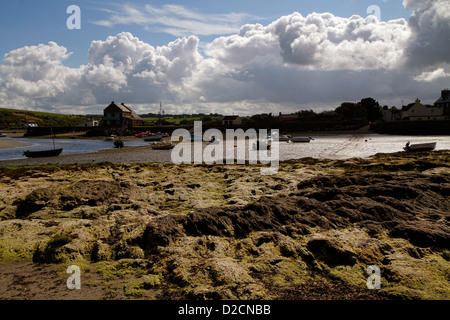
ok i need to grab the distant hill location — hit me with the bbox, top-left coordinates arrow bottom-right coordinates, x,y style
0,108 -> 91,129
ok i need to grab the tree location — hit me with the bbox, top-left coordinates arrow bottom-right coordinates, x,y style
335,102 -> 367,119
360,97 -> 381,122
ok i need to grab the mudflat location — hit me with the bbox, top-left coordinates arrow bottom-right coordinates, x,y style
0,150 -> 448,300
0,139 -> 31,149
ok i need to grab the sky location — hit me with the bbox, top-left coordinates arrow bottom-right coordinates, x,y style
0,0 -> 449,116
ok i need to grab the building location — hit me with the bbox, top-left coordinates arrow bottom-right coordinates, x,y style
381,106 -> 401,122
103,102 -> 144,128
24,120 -> 38,128
222,115 -> 242,126
278,112 -> 299,122
77,120 -> 99,127
434,89 -> 450,118
401,98 -> 444,121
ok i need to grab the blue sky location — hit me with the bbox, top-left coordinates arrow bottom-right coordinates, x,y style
0,0 -> 448,115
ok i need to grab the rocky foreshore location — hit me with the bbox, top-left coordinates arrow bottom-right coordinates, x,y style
0,150 -> 449,300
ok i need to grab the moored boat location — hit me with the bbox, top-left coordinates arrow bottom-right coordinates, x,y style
151,141 -> 174,150
113,139 -> 124,148
23,148 -> 63,158
403,141 -> 436,152
291,136 -> 314,143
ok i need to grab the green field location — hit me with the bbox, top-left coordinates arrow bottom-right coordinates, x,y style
0,108 -> 95,129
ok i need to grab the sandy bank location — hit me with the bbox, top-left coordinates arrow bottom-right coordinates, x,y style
0,139 -> 32,149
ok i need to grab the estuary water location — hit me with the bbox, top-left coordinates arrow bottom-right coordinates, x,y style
0,133 -> 449,162
0,137 -> 148,161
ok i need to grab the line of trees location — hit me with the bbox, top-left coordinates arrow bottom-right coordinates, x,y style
247,97 -> 382,124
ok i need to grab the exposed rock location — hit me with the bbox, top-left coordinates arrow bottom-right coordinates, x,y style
307,238 -> 356,266
14,179 -> 133,218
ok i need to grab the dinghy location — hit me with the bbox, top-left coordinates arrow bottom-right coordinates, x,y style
403,141 -> 436,152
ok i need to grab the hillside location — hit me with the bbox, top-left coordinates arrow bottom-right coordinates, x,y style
0,108 -> 90,130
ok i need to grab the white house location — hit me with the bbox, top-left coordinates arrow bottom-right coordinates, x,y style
401,99 -> 444,121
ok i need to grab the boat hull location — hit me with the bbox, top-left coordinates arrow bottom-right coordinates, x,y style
143,135 -> 163,142
23,148 -> 63,158
291,137 -> 312,143
114,140 -> 124,148
151,142 -> 174,150
404,142 -> 436,152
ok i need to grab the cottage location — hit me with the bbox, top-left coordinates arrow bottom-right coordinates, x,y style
222,115 -> 242,126
401,99 -> 444,121
103,102 -> 144,128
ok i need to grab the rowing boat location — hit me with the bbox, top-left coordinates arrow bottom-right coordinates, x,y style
403,142 -> 436,152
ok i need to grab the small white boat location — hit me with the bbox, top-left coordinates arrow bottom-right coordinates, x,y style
291,136 -> 313,143
0,133 -> 7,138
403,142 -> 436,152
105,135 -> 116,141
271,132 -> 291,142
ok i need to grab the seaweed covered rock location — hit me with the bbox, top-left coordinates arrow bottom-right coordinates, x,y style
14,179 -> 134,218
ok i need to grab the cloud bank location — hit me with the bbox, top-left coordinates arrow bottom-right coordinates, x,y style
1,1 -> 449,115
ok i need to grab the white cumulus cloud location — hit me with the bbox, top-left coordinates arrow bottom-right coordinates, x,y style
414,68 -> 450,82
0,4 -> 449,115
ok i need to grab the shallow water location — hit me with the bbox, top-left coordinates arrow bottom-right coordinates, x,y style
277,134 -> 450,160
0,133 -> 449,162
0,137 -> 148,161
